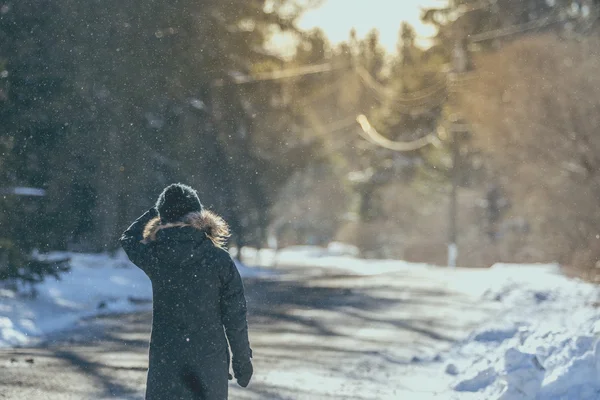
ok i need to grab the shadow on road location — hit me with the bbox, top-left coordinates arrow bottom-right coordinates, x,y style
1,264 -> 493,399
246,266 -> 460,344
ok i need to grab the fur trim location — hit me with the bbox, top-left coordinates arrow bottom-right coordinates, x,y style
143,210 -> 230,248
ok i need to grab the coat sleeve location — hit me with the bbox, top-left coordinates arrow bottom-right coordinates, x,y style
119,208 -> 158,271
219,255 -> 252,361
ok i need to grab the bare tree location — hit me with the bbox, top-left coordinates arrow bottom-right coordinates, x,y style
458,32 -> 600,279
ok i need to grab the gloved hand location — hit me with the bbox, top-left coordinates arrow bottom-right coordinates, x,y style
232,358 -> 253,388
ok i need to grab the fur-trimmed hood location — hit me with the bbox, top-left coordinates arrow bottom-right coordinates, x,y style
143,209 -> 230,248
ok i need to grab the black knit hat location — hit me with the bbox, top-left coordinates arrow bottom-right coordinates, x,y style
155,183 -> 203,223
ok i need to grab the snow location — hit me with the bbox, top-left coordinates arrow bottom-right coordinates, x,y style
0,250 -> 272,348
234,244 -> 435,276
439,263 -> 600,400
1,244 -> 599,400
238,246 -> 600,400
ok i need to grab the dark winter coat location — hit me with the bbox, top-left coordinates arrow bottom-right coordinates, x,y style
120,208 -> 252,400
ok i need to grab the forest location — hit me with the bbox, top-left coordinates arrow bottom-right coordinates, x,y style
1,0 -> 599,281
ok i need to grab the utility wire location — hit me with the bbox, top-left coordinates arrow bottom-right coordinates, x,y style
457,0 -> 495,13
211,10 -> 575,155
355,68 -> 448,112
297,116 -> 358,135
448,71 -> 478,88
394,82 -> 448,104
356,114 -> 437,152
355,122 -> 380,145
287,116 -> 359,153
425,0 -> 495,16
211,8 -> 572,87
296,72 -> 348,107
355,66 -> 448,103
469,14 -> 570,43
350,10 -> 579,153
212,62 -> 349,86
354,66 -> 393,99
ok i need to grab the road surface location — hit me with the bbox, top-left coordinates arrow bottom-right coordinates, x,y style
0,263 -> 497,399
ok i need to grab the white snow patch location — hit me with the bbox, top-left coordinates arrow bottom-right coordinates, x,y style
240,247 -> 600,399
235,244 -> 435,276
2,244 -> 599,400
0,250 -> 272,348
440,263 -> 600,400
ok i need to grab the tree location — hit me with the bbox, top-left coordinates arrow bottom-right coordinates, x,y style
357,22 -> 447,220
0,0 -> 323,278
457,33 -> 600,278
421,0 -> 592,51
0,1 -> 73,283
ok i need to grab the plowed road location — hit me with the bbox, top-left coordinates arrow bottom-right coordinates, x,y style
0,263 -> 495,399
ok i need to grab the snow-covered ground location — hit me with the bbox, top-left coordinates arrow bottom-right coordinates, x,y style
1,245 -> 599,399
0,250 -> 273,348
439,263 -> 600,400
239,246 -> 600,399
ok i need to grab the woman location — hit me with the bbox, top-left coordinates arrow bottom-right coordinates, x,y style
120,183 -> 253,400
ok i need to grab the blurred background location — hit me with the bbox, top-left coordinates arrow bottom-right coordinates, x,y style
1,0 -> 599,281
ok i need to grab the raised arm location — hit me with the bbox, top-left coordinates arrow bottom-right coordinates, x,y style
219,255 -> 253,387
119,207 -> 158,270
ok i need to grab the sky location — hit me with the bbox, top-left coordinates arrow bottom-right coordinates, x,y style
297,0 -> 445,53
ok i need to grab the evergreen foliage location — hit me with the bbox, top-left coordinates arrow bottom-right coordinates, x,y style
0,0 -> 313,281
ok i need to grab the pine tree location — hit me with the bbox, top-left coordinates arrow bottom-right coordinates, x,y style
1,0 -> 321,262
0,1 -> 72,283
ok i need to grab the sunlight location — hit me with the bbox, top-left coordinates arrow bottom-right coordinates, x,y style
3,1 -> 599,398
298,0 -> 446,52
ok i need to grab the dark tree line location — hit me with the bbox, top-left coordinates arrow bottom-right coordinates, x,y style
3,0 -> 598,279
0,0 -> 316,280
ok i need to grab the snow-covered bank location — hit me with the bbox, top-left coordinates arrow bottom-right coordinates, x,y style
234,243 -> 436,275
1,246 -> 598,400
438,263 -> 600,400
0,251 -> 272,348
240,246 -> 600,399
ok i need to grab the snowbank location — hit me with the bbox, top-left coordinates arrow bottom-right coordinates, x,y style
245,246 -> 600,399
245,246 -> 600,400
441,263 -> 600,400
235,244 -> 435,275
0,250 -> 272,348
2,245 -> 599,400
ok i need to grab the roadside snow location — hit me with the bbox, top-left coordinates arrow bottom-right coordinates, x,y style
440,263 -> 600,400
1,245 -> 599,400
235,244 -> 435,276
0,250 -> 271,348
239,246 -> 600,400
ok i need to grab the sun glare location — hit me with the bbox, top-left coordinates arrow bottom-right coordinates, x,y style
297,0 -> 444,53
